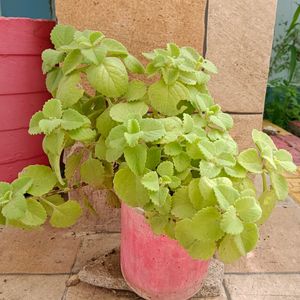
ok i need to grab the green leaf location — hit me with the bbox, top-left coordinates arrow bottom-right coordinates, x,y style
86,57 -> 128,97
162,67 -> 179,85
188,240 -> 216,260
42,49 -> 65,74
274,149 -> 297,173
42,99 -> 62,119
252,129 -> 276,151
50,200 -> 82,228
157,161 -> 174,177
149,187 -> 169,206
46,68 -> 63,96
173,152 -> 191,172
257,189 -> 278,225
56,72 -> 84,108
148,79 -> 190,116
20,165 -> 57,196
270,172 -> 288,200
39,119 -> 61,135
106,125 -> 127,150
65,152 -> 82,181
224,163 -> 247,178
188,178 -> 204,210
160,117 -> 183,143
200,160 -> 221,178
81,46 -> 107,65
141,171 -> 159,192
238,148 -> 263,173
183,114 -> 194,133
80,158 -> 105,188
198,140 -> 216,160
202,59 -> 218,74
123,54 -> 145,74
164,142 -> 182,156
2,194 -> 27,220
147,213 -> 168,235
125,80 -> 147,102
213,184 -> 239,210
11,177 -> 32,195
96,108 -> 117,138
28,111 -> 44,135
114,167 -> 150,207
68,128 -> 96,141
95,137 -> 107,160
216,153 -> 236,167
20,199 -> 47,226
192,207 -> 223,241
42,131 -> 65,185
235,196 -> 262,223
42,195 -> 65,216
171,186 -> 196,218
124,144 -> 147,176
219,223 -> 259,263
140,119 -> 165,142
62,49 -> 82,75
109,101 -> 148,122
220,206 -> 244,235
175,218 -> 196,248
145,146 -> 161,170
101,38 -> 128,57
50,24 -> 75,49
61,109 -> 90,130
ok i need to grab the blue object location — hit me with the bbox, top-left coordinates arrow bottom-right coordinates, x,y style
0,0 -> 55,20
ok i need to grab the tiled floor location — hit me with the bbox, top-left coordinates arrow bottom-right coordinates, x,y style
0,195 -> 299,300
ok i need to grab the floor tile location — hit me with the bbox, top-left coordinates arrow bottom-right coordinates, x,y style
193,284 -> 227,299
64,282 -> 140,300
0,274 -> 68,300
225,207 -> 300,273
225,274 -> 300,300
0,226 -> 81,274
72,233 -> 120,273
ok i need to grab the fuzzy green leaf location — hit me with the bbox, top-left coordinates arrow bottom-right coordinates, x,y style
224,163 -> 247,178
86,57 -> 128,97
56,73 -> 84,108
80,158 -> 105,188
235,196 -> 262,223
124,144 -> 147,176
11,177 -> 33,195
61,109 -> 90,130
20,165 -> 57,196
62,49 -> 82,75
123,54 -> 145,74
171,186 -> 196,218
157,161 -> 174,177
274,149 -> 297,173
96,108 -> 117,138
200,160 -> 221,178
175,218 -> 196,248
68,128 -> 96,141
113,167 -> 150,207
257,189 -> 277,225
148,79 -> 190,116
173,153 -> 191,172
20,199 -> 47,226
192,207 -> 223,241
2,194 -> 27,220
28,111 -> 44,135
65,152 -> 82,181
146,146 -> 161,170
188,240 -> 216,260
42,99 -> 62,119
101,38 -> 128,56
51,24 -> 75,48
164,142 -> 182,156
110,101 -> 148,122
125,80 -> 147,102
213,184 -> 239,210
42,49 -> 65,74
270,172 -> 288,200
141,171 -> 159,192
50,200 -> 82,228
140,119 -> 165,142
238,148 -> 263,173
220,206 -> 244,235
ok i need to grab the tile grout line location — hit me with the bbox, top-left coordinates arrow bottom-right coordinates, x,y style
225,271 -> 300,275
61,237 -> 85,300
222,279 -> 232,300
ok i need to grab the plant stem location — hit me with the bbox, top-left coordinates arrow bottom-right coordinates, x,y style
262,171 -> 268,192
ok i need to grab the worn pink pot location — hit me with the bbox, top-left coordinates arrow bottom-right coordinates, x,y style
121,203 -> 209,300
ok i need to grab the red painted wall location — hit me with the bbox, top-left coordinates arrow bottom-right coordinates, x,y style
0,17 -> 56,182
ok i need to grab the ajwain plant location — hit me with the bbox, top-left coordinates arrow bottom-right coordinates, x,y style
0,25 -> 297,263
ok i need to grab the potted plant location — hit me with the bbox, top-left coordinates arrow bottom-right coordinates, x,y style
0,25 -> 297,300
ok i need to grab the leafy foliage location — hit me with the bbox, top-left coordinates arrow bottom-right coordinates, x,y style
0,25 -> 296,264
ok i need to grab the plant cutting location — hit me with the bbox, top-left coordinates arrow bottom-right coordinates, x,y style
0,25 -> 297,300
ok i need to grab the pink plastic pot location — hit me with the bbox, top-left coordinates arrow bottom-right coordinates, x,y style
121,204 -> 209,300
0,17 -> 55,182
